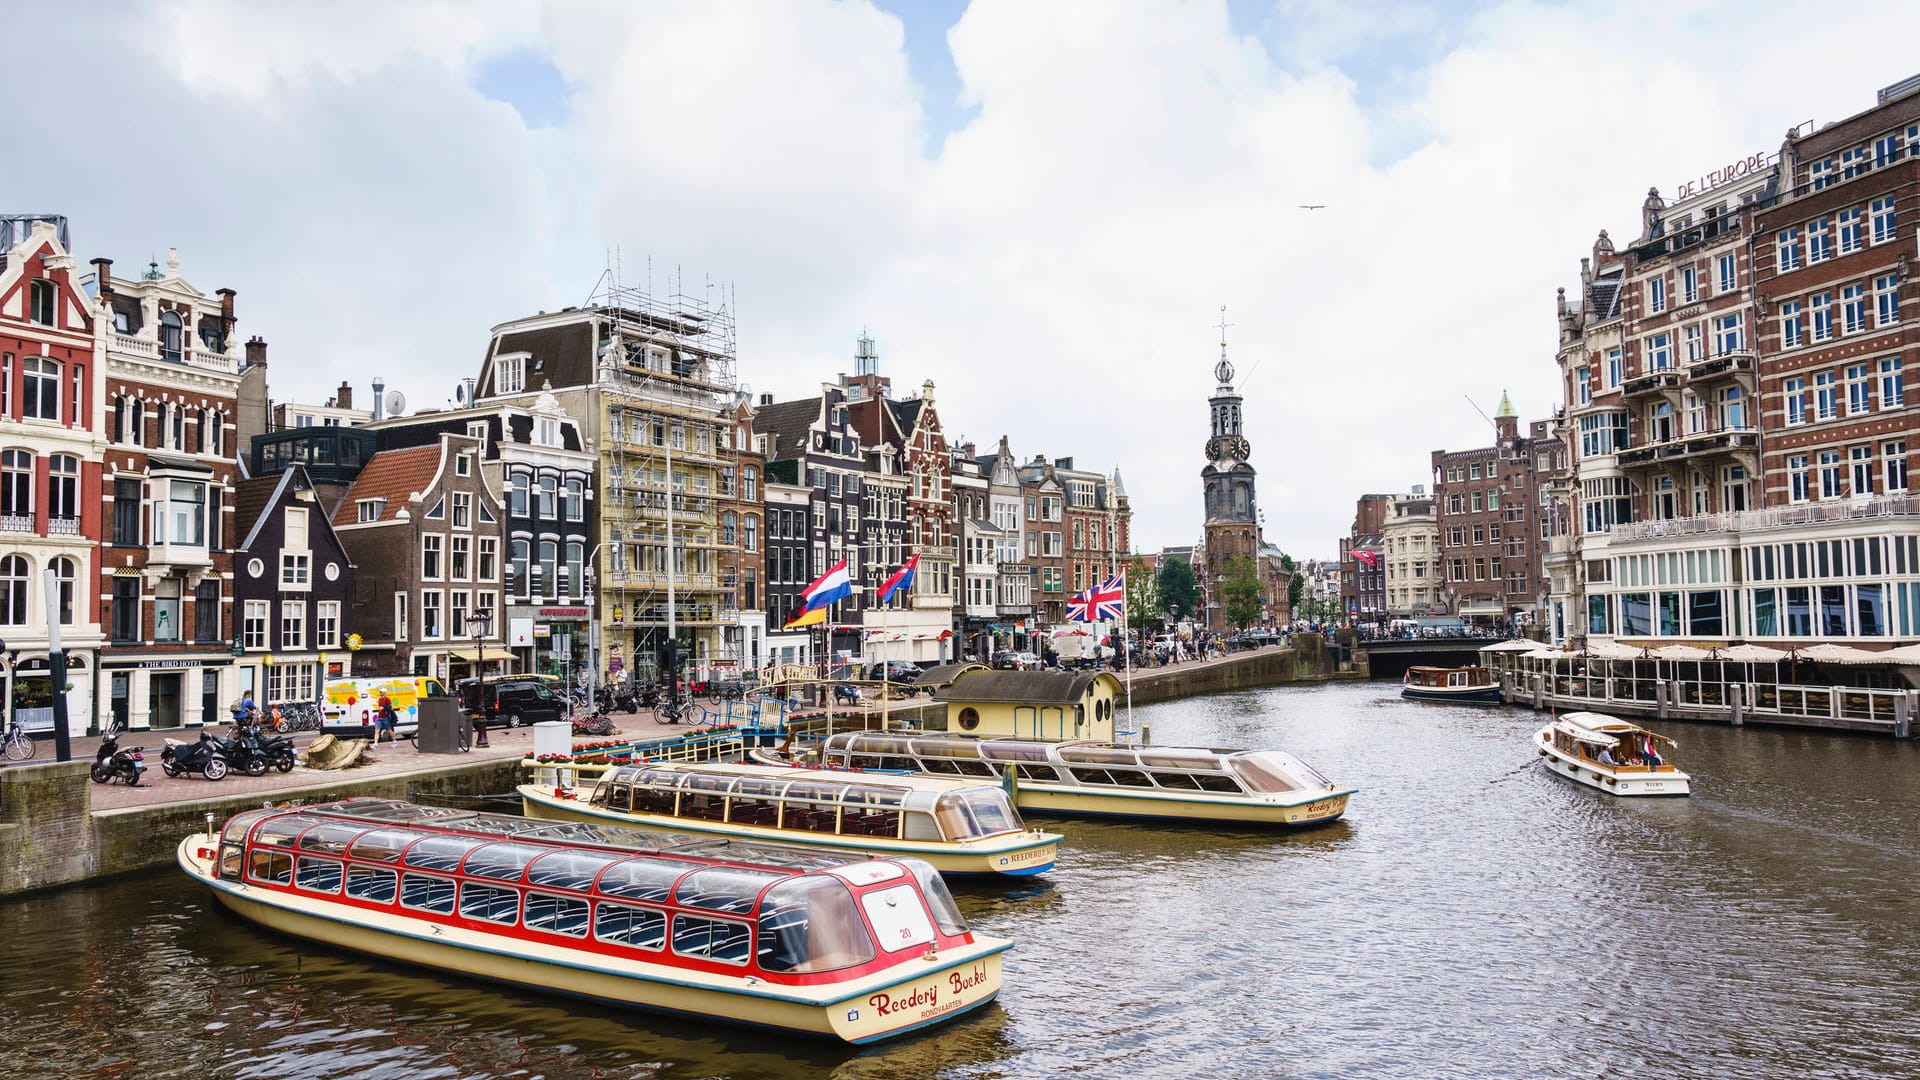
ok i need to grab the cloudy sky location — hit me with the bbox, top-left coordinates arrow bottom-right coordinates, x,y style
18,1 -> 1920,554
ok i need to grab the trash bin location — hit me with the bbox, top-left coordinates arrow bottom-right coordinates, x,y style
414,697 -> 471,754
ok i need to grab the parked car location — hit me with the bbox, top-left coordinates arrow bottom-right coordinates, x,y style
453,677 -> 568,728
992,651 -> 1042,670
864,661 -> 925,684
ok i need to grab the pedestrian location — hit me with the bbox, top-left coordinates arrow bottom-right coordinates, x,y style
374,689 -> 396,743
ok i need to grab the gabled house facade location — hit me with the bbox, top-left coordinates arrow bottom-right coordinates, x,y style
232,465 -> 354,708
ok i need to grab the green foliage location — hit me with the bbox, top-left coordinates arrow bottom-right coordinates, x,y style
1124,556 -> 1159,630
1156,557 -> 1199,621
1221,554 -> 1264,630
1277,553 -> 1304,612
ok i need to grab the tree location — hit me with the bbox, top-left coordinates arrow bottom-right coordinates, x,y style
1156,557 -> 1198,624
1221,555 -> 1264,630
1280,553 -> 1304,613
1124,556 -> 1159,631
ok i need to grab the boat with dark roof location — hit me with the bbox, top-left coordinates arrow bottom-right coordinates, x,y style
177,798 -> 1010,1043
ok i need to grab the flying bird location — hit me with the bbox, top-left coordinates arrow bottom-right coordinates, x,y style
1298,204 -> 1326,209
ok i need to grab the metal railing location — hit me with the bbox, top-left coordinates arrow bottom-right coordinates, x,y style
1610,492 -> 1920,542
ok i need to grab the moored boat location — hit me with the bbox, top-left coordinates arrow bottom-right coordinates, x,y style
520,761 -> 1062,877
1534,712 -> 1691,797
178,799 -> 1010,1044
760,733 -> 1355,828
1401,665 -> 1502,704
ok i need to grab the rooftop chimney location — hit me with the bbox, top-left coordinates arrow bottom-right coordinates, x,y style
216,287 -> 236,346
373,377 -> 386,422
336,380 -> 353,411
245,335 -> 268,368
90,257 -> 113,305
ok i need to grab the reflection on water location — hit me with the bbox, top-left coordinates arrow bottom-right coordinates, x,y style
6,681 -> 1920,1078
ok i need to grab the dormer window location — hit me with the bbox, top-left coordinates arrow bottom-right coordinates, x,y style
496,355 -> 526,394
357,498 -> 385,523
537,417 -> 558,446
29,279 -> 55,326
159,310 -> 184,363
467,421 -> 489,449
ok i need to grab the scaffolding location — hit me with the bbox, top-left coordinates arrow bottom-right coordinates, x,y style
589,271 -> 747,681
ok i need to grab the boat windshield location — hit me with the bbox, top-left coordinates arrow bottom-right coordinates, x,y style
220,809 -> 275,846
931,789 -> 1023,839
900,857 -> 969,936
756,876 -> 877,973
1228,754 -> 1307,794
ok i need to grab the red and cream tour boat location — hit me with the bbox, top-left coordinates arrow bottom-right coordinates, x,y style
177,798 -> 1011,1043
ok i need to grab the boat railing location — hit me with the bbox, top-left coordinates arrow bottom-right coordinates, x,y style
1519,670 -> 1910,730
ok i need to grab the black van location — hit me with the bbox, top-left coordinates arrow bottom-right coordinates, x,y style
453,677 -> 567,728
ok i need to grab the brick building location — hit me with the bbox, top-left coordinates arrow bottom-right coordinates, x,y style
1431,394 -> 1564,626
1339,493 -> 1391,624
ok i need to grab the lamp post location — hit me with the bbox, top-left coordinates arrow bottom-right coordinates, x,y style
470,608 -> 494,747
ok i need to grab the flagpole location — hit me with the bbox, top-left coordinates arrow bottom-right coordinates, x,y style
1123,565 -> 1134,743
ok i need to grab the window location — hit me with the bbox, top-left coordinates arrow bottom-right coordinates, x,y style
1789,455 -> 1810,502
479,537 -> 497,580
1718,254 -> 1737,294
453,491 -> 472,529
1722,465 -> 1750,513
1839,207 -> 1862,253
497,354 -> 525,394
1842,283 -> 1867,334
1683,324 -> 1703,365
1881,358 -> 1904,408
154,579 -> 181,641
539,541 -> 558,599
744,515 -> 758,553
1871,196 -> 1897,244
281,601 -> 307,649
1811,292 -> 1833,341
1648,276 -> 1666,313
29,279 -> 55,325
510,539 -> 529,596
70,365 -> 83,426
1876,132 -> 1903,167
1847,364 -> 1872,415
394,593 -> 409,641
744,467 -> 758,501
1818,450 -> 1842,499
111,577 -> 140,641
1574,365 -> 1590,406
1680,266 -> 1698,303
1815,371 -> 1837,421
1841,145 -> 1867,179
1777,229 -> 1802,272
1647,333 -> 1672,371
356,499 -> 383,522
1807,218 -> 1831,263
21,358 -> 59,420
1851,446 -> 1875,496
159,310 -> 183,363
1780,300 -> 1802,348
1876,274 -> 1900,327
194,579 -> 219,642
455,453 -> 471,477
451,535 -> 470,580
564,479 -> 583,521
243,600 -> 269,649
565,542 -> 583,598
281,552 -> 310,587
316,601 -> 340,648
1721,385 -> 1747,431
1714,313 -> 1743,355
0,450 -> 30,520
0,555 -> 26,626
161,480 -> 206,545
113,478 -> 141,543
421,590 -> 442,639
509,472 -> 529,516
1605,349 -> 1622,388
1811,159 -> 1834,190
422,534 -> 442,579
1784,377 -> 1807,425
450,590 -> 468,638
51,556 -> 77,625
1886,441 -> 1908,492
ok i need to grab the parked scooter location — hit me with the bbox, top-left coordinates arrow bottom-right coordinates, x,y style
231,718 -> 296,774
596,685 -> 640,715
90,725 -> 147,785
160,731 -> 230,780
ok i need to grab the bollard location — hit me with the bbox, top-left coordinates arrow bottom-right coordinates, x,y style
1655,682 -> 1667,720
1139,722 -> 1151,747
1896,694 -> 1912,739
1729,684 -> 1743,727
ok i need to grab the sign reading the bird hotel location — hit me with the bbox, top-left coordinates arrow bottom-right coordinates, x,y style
1673,151 -> 1770,202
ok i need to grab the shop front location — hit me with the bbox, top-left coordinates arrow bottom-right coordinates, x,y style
508,605 -> 588,682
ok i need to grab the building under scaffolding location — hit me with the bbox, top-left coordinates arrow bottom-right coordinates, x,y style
475,275 -> 746,683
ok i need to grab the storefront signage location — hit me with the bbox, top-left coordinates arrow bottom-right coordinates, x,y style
1674,152 -> 1768,201
137,659 -> 205,669
537,607 -> 589,618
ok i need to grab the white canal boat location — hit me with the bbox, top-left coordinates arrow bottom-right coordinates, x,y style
1534,711 -> 1691,797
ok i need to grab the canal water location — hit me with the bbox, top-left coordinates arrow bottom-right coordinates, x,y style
6,680 -> 1920,1079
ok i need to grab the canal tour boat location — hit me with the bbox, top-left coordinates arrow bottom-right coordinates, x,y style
1401,665 -> 1502,704
520,761 -> 1062,878
1534,712 -> 1691,797
177,799 -> 1011,1044
758,733 -> 1356,828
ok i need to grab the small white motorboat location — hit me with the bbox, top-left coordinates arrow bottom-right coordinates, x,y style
1534,711 -> 1690,797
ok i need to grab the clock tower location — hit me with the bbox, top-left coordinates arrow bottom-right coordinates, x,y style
1200,308 -> 1262,632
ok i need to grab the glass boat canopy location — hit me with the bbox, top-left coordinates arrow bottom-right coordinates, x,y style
821,733 -> 1336,796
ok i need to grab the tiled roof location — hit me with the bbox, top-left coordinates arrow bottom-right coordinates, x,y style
233,473 -> 291,551
756,397 -> 823,463
332,444 -> 443,527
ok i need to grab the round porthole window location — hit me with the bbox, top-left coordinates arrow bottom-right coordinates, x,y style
325,562 -> 340,581
957,707 -> 981,731
247,558 -> 264,578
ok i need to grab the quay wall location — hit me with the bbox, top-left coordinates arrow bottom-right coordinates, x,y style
2,756 -> 524,898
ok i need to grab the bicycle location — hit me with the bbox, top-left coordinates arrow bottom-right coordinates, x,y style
269,701 -> 323,733
3,718 -> 36,761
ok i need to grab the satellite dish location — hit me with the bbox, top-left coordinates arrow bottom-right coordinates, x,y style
385,390 -> 407,416
453,382 -> 467,406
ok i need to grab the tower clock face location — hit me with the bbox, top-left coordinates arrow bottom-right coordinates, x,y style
1206,435 -> 1251,461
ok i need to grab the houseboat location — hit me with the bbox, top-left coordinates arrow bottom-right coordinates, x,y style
780,732 -> 1355,827
1401,665 -> 1502,704
177,799 -> 1011,1044
520,761 -> 1062,878
1534,712 -> 1691,797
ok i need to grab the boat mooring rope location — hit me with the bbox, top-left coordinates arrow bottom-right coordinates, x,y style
403,788 -> 523,805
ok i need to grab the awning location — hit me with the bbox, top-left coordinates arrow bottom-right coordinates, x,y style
1480,640 -> 1547,653
447,646 -> 516,663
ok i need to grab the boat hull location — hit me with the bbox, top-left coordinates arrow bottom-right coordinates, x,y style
518,785 -> 1061,877
1533,728 -> 1691,797
178,835 -> 1006,1044
1012,785 -> 1353,827
1401,685 -> 1502,704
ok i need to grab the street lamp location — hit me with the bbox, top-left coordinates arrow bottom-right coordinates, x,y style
470,608 -> 494,747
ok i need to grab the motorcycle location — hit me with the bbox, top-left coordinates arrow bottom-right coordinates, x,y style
231,718 -> 297,774
596,685 -> 640,715
160,731 -> 229,780
90,726 -> 147,786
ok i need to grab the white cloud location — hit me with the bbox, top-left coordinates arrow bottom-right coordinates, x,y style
19,0 -> 1920,557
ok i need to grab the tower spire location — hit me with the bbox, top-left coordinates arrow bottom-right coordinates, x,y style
1213,304 -> 1235,386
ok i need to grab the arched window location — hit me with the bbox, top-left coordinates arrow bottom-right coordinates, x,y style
0,554 -> 28,625
159,310 -> 184,363
51,556 -> 76,625
721,511 -> 738,545
537,541 -> 558,600
564,478 -> 583,521
0,450 -> 31,521
537,476 -> 556,518
48,454 -> 78,523
509,471 -> 529,517
509,539 -> 530,596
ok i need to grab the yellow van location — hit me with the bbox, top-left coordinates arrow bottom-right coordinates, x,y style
323,676 -> 450,736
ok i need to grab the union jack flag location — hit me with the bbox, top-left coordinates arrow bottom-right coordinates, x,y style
1067,573 -> 1125,622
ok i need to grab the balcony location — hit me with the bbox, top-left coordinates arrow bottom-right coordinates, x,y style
1608,492 -> 1920,544
1684,350 -> 1755,383
0,514 -> 30,534
1621,370 -> 1681,399
47,516 -> 80,536
149,541 -> 212,570
1618,428 -> 1757,468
